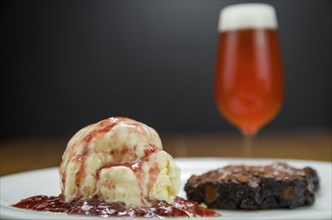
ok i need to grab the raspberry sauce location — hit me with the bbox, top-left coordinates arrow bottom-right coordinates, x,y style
13,195 -> 220,218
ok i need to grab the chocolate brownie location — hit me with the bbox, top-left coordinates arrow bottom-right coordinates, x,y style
184,162 -> 319,209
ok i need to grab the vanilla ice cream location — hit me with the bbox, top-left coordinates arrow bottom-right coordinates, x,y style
59,117 -> 180,207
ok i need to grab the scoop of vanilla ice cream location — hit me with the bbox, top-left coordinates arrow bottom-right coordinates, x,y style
59,117 -> 180,207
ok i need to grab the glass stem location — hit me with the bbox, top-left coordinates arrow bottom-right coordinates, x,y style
244,134 -> 255,158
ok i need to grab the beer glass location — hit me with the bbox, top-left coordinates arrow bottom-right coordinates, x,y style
215,4 -> 284,149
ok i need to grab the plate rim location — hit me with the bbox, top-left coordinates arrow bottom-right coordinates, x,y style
1,157 -> 331,178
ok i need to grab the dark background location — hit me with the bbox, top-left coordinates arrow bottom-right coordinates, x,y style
1,0 -> 331,139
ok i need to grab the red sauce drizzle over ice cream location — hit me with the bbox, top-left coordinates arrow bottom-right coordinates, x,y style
96,145 -> 159,176
72,118 -> 125,188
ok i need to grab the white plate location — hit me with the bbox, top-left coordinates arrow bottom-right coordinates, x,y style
1,158 -> 331,219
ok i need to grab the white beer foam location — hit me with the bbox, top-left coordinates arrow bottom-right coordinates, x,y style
218,3 -> 277,32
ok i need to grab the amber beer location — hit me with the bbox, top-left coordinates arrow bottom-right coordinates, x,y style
215,4 -> 284,135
